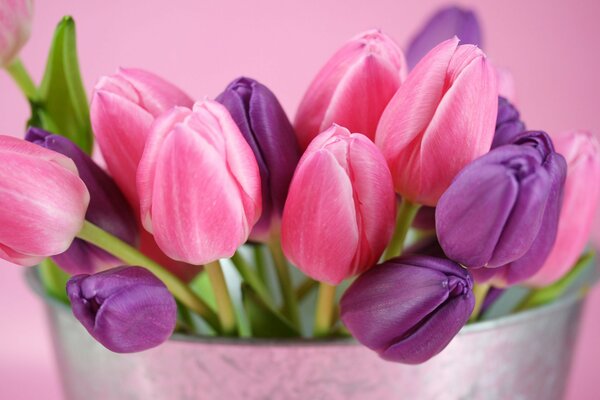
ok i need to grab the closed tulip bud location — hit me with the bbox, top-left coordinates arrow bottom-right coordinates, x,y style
281,124 -> 396,284
406,6 -> 482,69
437,132 -> 567,285
376,38 -> 498,206
340,255 -> 474,364
67,266 -> 177,353
26,128 -> 138,274
216,77 -> 300,242
91,68 -> 193,207
137,100 -> 262,265
526,131 -> 600,286
491,96 -> 526,148
0,135 -> 89,266
294,29 -> 407,149
0,0 -> 33,68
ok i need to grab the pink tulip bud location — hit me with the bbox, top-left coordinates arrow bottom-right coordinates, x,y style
0,135 -> 89,266
137,100 -> 262,265
90,68 -> 193,208
281,124 -> 396,284
0,0 -> 33,67
526,130 -> 600,286
294,29 -> 407,149
376,37 -> 498,206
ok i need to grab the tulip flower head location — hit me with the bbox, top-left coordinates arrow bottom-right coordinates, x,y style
295,29 -> 407,149
67,266 -> 177,353
281,124 -> 396,285
491,96 -> 526,149
340,255 -> 474,364
376,37 -> 498,206
0,135 -> 89,266
137,100 -> 262,265
0,0 -> 33,67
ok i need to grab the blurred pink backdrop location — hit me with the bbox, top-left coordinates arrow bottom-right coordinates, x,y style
1,0 -> 599,398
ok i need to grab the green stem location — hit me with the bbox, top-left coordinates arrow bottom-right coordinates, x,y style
204,260 -> 238,336
77,221 -> 220,332
469,283 -> 491,322
296,278 -> 318,302
314,283 -> 337,337
231,251 -> 273,305
5,58 -> 39,101
383,199 -> 420,261
253,244 -> 269,286
268,237 -> 300,328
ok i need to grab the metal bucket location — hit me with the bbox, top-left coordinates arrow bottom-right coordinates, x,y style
31,271 -> 584,400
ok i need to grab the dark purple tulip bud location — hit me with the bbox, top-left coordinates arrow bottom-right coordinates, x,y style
340,255 -> 474,364
491,97 -> 526,148
26,127 -> 138,274
436,133 -> 566,285
216,77 -> 300,242
406,6 -> 482,69
66,266 -> 177,353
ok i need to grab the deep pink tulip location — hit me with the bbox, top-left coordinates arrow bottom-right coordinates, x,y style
294,29 -> 407,149
90,68 -> 193,208
526,131 -> 600,286
281,124 -> 396,285
0,0 -> 33,67
0,135 -> 89,266
137,100 -> 262,265
376,37 -> 498,206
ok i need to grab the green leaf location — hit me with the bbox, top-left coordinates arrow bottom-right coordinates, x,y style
190,271 -> 217,310
241,284 -> 299,338
39,258 -> 70,303
37,16 -> 93,154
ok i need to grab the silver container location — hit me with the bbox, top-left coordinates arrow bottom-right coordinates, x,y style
33,272 -> 584,400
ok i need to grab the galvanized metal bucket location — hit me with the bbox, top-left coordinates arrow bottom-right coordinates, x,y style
31,271 -> 584,400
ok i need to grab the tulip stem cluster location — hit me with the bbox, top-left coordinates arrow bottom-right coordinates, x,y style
5,58 -> 38,102
268,238 -> 301,327
204,261 -> 238,336
314,283 -> 337,337
383,199 -> 421,261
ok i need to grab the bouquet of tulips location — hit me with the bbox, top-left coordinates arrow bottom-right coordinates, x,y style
2,2 -> 599,364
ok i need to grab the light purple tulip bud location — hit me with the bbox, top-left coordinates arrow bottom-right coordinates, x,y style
67,266 -> 177,353
340,255 -> 474,364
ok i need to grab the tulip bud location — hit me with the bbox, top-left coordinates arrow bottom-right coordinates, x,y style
436,132 -> 567,285
0,0 -> 33,68
137,100 -> 262,265
0,135 -> 89,266
340,255 -> 474,364
67,266 -> 177,353
376,38 -> 498,206
294,29 -> 407,149
26,128 -> 138,274
281,124 -> 396,284
526,131 -> 600,286
406,6 -> 482,69
491,96 -> 526,149
90,68 -> 193,208
216,77 -> 300,241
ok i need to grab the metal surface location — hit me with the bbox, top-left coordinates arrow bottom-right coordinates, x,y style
32,271 -> 584,400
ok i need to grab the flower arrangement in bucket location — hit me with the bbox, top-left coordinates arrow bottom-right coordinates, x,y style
1,0 -> 599,395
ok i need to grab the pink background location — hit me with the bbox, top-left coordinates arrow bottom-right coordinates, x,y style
1,0 -> 599,398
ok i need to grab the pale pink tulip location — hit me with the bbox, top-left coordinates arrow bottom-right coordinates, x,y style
281,124 -> 396,285
137,100 -> 261,265
376,37 -> 498,206
0,135 -> 89,266
294,29 -> 407,149
0,0 -> 33,67
526,130 -> 600,286
90,68 -> 193,208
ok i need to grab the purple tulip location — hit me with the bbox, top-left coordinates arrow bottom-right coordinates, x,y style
67,266 -> 177,353
406,6 -> 482,69
26,128 -> 138,274
436,132 -> 566,285
491,97 -> 526,148
340,255 -> 474,364
216,77 -> 300,242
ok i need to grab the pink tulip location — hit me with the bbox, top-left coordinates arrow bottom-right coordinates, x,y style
376,37 -> 498,206
0,135 -> 89,266
90,68 -> 193,208
137,100 -> 262,265
0,0 -> 33,67
281,124 -> 396,285
526,130 -> 600,286
294,29 -> 407,149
